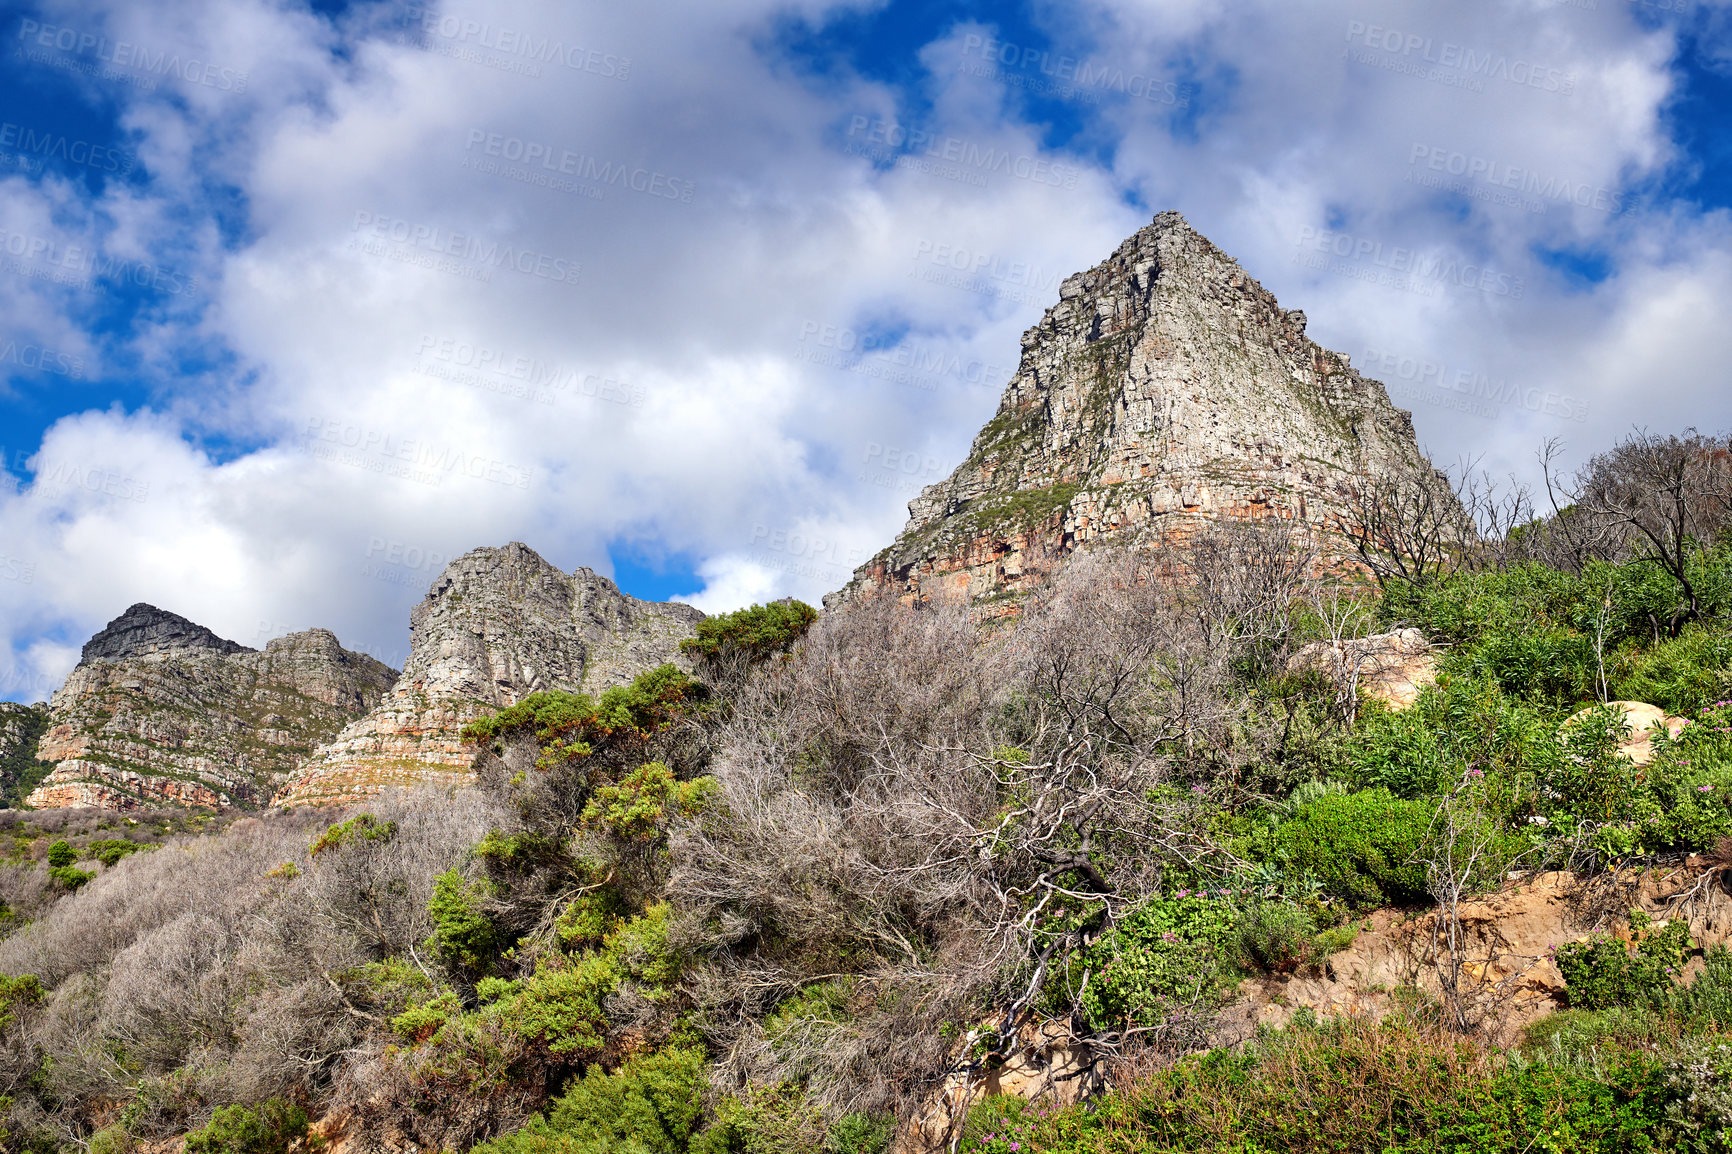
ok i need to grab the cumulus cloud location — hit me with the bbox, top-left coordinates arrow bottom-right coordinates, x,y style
0,0 -> 1725,699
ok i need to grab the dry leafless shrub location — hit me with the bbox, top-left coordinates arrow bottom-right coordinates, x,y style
673,539 -> 1313,1117
0,790 -> 501,1144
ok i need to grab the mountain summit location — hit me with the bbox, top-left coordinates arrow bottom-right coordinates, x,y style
828,211 -> 1444,609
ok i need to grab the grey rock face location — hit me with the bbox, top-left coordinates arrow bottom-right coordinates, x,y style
78,603 -> 252,665
28,626 -> 398,811
275,543 -> 704,806
827,211 -> 1449,610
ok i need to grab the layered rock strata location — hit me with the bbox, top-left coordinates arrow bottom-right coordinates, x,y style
26,607 -> 397,810
274,543 -> 704,807
827,211 -> 1450,611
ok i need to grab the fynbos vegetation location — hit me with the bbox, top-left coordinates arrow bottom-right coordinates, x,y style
2,428 -> 1732,1153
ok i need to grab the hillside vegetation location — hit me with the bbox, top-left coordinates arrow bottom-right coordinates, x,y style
2,429 -> 1732,1153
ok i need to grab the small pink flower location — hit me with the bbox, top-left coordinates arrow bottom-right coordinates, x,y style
1700,785 -> 1714,792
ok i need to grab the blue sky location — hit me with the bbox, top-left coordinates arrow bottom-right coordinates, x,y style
0,0 -> 1728,699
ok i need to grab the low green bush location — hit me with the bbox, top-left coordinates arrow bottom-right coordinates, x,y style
472,1044 -> 706,1154
680,601 -> 818,663
308,812 -> 396,856
1556,913 -> 1691,1012
84,838 -> 146,867
1271,789 -> 1432,911
427,868 -> 500,973
48,864 -> 94,889
182,1099 -> 310,1154
44,840 -> 75,868
825,1113 -> 891,1154
959,1013 -> 1673,1154
1614,626 -> 1732,716
1235,901 -> 1314,973
1073,890 -> 1239,1031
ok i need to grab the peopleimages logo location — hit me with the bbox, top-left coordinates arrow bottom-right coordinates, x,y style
16,18 -> 249,92
958,33 -> 1191,108
1344,21 -> 1576,95
401,8 -> 630,79
350,212 -> 581,286
844,116 -> 1081,189
1295,226 -> 1525,299
463,130 -> 695,203
1360,347 -> 1589,423
0,338 -> 84,379
0,121 -> 133,175
1407,144 -> 1623,215
0,225 -> 201,296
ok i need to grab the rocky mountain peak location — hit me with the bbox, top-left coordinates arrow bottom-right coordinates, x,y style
828,211 -> 1447,610
274,543 -> 703,807
79,603 -> 254,666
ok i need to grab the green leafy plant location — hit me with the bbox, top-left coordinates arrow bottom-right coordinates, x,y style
182,1099 -> 311,1154
472,1043 -> 706,1154
581,762 -> 718,843
84,838 -> 146,867
680,601 -> 818,663
461,665 -> 698,771
1074,890 -> 1240,1031
1272,788 -> 1432,911
1556,913 -> 1691,1012
44,839 -> 75,868
308,812 -> 396,856
427,868 -> 500,973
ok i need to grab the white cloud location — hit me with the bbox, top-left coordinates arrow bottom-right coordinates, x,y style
0,0 -> 1727,699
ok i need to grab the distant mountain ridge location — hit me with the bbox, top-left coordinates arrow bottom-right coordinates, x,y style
26,620 -> 397,809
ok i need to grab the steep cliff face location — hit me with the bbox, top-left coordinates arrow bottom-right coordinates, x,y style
827,212 -> 1445,610
26,609 -> 398,810
274,543 -> 704,807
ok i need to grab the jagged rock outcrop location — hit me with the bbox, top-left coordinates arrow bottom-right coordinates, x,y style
78,602 -> 252,664
274,543 -> 705,807
26,611 -> 397,810
828,211 -> 1449,611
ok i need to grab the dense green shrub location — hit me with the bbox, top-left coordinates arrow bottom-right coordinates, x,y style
84,838 -> 146,867
680,601 -> 818,663
48,864 -> 94,889
1556,914 -> 1692,1012
1073,891 -> 1240,1031
1678,945 -> 1732,1031
580,762 -> 717,843
824,1113 -> 891,1154
0,973 -> 41,1029
1614,626 -> 1732,715
308,812 -> 396,856
461,665 -> 698,768
182,1099 -> 310,1154
689,1083 -> 826,1154
44,840 -> 75,868
1342,675 -> 1557,799
427,868 -> 500,972
472,1044 -> 706,1154
961,1013 -> 1671,1154
1271,789 -> 1432,910
1235,901 -> 1315,973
